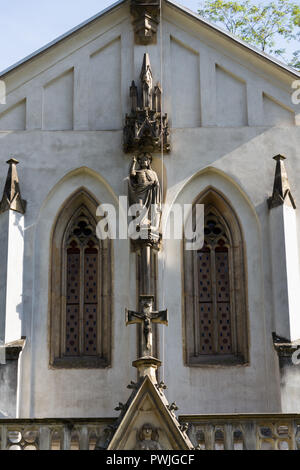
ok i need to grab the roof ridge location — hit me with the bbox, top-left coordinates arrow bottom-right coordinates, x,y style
0,0 -> 299,79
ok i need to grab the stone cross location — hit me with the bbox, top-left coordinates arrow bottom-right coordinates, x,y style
126,295 -> 168,357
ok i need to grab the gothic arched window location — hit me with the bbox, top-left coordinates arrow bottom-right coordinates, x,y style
184,188 -> 248,366
50,190 -> 112,368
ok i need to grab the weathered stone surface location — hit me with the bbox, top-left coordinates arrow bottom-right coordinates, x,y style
130,0 -> 160,45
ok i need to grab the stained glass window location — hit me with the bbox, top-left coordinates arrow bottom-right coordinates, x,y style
65,217 -> 99,358
184,189 -> 248,366
50,190 -> 112,368
198,215 -> 232,355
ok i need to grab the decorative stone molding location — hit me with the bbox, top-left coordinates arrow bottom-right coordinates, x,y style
130,0 -> 160,45
267,155 -> 296,210
0,159 -> 26,214
124,53 -> 170,154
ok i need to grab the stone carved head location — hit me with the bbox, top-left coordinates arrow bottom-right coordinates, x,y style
138,423 -> 159,442
137,152 -> 152,169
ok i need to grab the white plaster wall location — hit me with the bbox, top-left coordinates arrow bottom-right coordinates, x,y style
0,210 -> 24,345
0,2 -> 298,417
43,70 -> 74,130
216,66 -> 247,126
0,100 -> 26,130
170,38 -> 201,128
160,169 -> 269,413
89,38 -> 122,130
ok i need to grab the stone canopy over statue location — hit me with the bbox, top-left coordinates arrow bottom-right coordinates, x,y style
123,53 -> 170,154
128,152 -> 162,243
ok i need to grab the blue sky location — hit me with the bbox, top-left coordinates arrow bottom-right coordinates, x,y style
0,0 -> 297,73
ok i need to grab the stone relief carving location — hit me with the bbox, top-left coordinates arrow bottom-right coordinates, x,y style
124,53 -> 170,154
130,0 -> 160,45
134,423 -> 163,450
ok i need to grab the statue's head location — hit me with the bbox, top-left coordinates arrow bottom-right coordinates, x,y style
138,153 -> 152,169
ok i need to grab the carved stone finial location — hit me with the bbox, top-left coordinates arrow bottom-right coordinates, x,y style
180,423 -> 189,434
167,402 -> 179,413
127,381 -> 139,390
0,158 -> 26,215
115,402 -> 126,412
156,380 -> 167,391
268,155 -> 296,210
124,53 -> 170,154
130,0 -> 160,45
140,53 -> 153,109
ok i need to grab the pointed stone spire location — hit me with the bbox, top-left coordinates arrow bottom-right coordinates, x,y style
130,80 -> 138,112
153,82 -> 162,112
140,53 -> 153,83
268,155 -> 296,210
0,158 -> 26,214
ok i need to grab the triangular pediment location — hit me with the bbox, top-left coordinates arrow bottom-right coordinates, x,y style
0,0 -> 297,133
107,376 -> 193,450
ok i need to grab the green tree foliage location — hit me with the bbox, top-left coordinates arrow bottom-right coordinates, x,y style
198,0 -> 300,70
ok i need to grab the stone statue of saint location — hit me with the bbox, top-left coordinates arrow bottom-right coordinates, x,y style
128,153 -> 161,234
134,423 -> 163,450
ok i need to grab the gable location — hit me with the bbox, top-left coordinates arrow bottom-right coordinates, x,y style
107,376 -> 193,450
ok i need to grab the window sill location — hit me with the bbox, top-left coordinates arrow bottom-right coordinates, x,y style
187,354 -> 248,367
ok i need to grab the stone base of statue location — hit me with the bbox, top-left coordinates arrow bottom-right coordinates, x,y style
131,226 -> 161,250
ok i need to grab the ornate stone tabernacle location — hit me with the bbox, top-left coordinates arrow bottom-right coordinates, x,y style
123,53 -> 170,154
